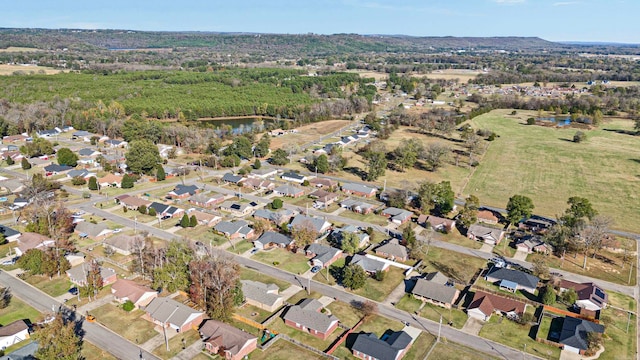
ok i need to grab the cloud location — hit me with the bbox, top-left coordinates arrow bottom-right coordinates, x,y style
553,1 -> 579,6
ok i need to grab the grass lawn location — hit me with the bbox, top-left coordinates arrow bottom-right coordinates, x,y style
152,329 -> 200,359
606,291 -> 637,312
252,248 -> 310,275
91,304 -> 158,344
227,318 -> 262,337
239,267 -> 291,291
24,274 -> 72,297
420,303 -> 468,329
229,240 -> 254,254
479,315 -> 561,359
421,247 -> 486,284
269,316 -> 341,353
427,341 -> 500,360
248,338 -> 325,360
476,278 -> 540,303
466,110 -> 640,233
313,257 -> 345,286
191,353 -> 214,360
492,241 -> 517,258
0,297 -> 41,325
65,286 -> 114,308
599,306 -> 637,360
527,250 -> 637,286
396,294 -> 423,314
404,333 -> 436,359
326,301 -> 363,329
339,210 -> 389,226
358,314 -> 404,335
236,304 -> 273,323
287,290 -> 322,306
82,341 -> 118,360
437,231 -> 483,250
352,267 -> 405,302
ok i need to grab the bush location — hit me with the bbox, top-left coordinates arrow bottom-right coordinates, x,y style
21,158 -> 31,170
273,261 -> 280,266
573,131 -> 587,143
148,207 -> 157,217
272,198 -> 283,209
487,133 -> 497,141
375,270 -> 386,281
511,110 -> 517,115
526,117 -> 536,125
5,157 -> 14,166
122,300 -> 135,312
71,176 -> 87,186
88,176 -> 98,190
138,205 -> 147,214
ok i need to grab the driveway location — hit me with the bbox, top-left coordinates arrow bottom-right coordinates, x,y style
479,243 -> 494,253
461,317 -> 484,336
513,250 -> 529,262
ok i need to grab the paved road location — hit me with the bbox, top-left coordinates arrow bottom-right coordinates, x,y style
0,271 -> 160,360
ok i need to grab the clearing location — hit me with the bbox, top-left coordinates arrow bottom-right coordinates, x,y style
270,119 -> 352,150
0,64 -> 62,75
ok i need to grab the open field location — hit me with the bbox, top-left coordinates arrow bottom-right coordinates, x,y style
326,300 -> 362,328
270,119 -> 352,149
413,69 -> 482,83
252,248 -> 311,274
0,47 -> 42,52
466,110 -> 640,232
91,304 -> 158,344
0,297 -> 41,325
0,64 -> 62,75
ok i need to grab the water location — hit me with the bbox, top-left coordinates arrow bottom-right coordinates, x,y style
537,117 -> 571,126
197,117 -> 275,135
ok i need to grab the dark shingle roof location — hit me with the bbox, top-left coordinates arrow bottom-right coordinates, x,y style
411,278 -> 458,304
486,267 -> 539,289
282,299 -> 338,334
558,317 -> 604,351
351,331 -> 412,360
255,231 -> 292,246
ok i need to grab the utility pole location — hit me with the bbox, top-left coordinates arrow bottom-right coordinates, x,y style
164,305 -> 180,351
628,262 -> 634,285
437,314 -> 442,342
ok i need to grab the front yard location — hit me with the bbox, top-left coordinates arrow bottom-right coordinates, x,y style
24,274 -> 72,297
252,248 -> 310,275
239,267 -> 291,291
352,267 -> 406,302
0,297 -> 41,325
395,294 -> 467,329
152,329 -> 200,359
91,303 -> 158,344
478,315 -> 561,359
420,247 -> 486,284
326,300 -> 363,329
268,316 -> 341,353
427,342 -> 500,360
437,231 -> 483,250
339,210 -> 390,226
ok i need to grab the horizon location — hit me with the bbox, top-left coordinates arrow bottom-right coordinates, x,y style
3,0 -> 640,44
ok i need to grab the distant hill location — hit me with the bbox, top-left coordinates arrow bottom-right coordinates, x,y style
0,28 -> 560,55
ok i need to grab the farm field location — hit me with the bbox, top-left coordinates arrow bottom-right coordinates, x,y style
466,109 -> 640,232
0,64 -> 62,75
270,119 -> 352,149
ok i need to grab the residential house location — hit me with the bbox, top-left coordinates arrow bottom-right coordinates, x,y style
65,252 -> 85,267
2,134 -> 28,143
219,201 -> 260,217
375,239 -> 409,262
282,298 -> 339,340
12,197 -> 30,210
242,178 -> 275,192
418,215 -> 456,233
0,179 -> 25,194
105,139 -> 127,148
341,182 -> 377,198
467,291 -> 527,321
213,220 -> 254,240
380,207 -> 413,225
558,317 -> 605,355
248,168 -> 278,179
252,208 -> 296,225
331,225 -> 369,248
273,185 -> 304,198
78,148 -> 101,158
477,209 -> 499,225
290,214 -> 331,235
350,254 -> 389,274
241,280 -> 284,312
111,279 -> 158,309
253,231 -> 293,250
148,202 -> 184,219
67,169 -> 94,180
104,234 -> 143,256
189,193 -> 225,208
0,225 -> 21,243
144,297 -> 204,333
0,320 -> 30,350
15,232 -> 54,256
485,267 -> 539,294
167,184 -> 199,199
44,164 -> 73,176
221,173 -> 245,185
72,130 -> 95,141
74,222 -> 113,240
411,273 -> 459,309
36,129 -> 61,138
281,172 -> 306,184
309,189 -> 339,208
97,173 -> 123,188
187,210 -> 222,227
515,235 -> 553,254
305,244 -> 342,268
339,198 -> 379,214
115,194 -> 151,211
66,263 -> 117,287
559,280 -> 608,311
519,216 -> 557,234
351,330 -> 413,360
309,178 -> 337,189
467,224 -> 505,245
199,319 -> 258,360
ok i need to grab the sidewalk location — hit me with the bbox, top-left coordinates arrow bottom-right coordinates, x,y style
140,327 -> 176,352
78,294 -> 115,314
170,339 -> 203,360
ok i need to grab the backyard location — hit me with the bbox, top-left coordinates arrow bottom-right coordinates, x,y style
421,247 -> 487,284
239,267 -> 291,291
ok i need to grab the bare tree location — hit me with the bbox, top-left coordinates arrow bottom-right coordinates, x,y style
581,215 -> 613,268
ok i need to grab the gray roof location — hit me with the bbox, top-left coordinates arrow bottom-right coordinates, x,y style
171,184 -> 199,196
342,182 -> 376,195
189,192 -> 223,204
255,231 -> 292,246
67,169 -> 89,178
44,164 -> 73,173
66,264 -> 116,284
281,172 -> 305,181
375,239 -> 408,259
0,225 -> 20,239
253,209 -> 294,223
144,297 -> 203,328
72,130 -> 92,137
340,198 -> 378,212
411,278 -> 458,304
148,202 -> 169,214
214,220 -> 252,237
274,185 -> 304,196
78,148 -> 98,156
282,298 -> 338,333
558,317 -> 604,351
241,280 -> 282,308
486,267 -> 539,289
290,214 -> 330,233
306,244 -> 341,265
468,224 -> 504,241
222,173 -> 244,183
351,331 -> 413,360
381,207 -> 413,222
104,234 -> 142,252
423,271 -> 450,285
75,221 -> 110,238
350,254 -> 387,273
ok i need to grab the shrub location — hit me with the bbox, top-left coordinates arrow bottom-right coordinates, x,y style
273,261 -> 280,266
511,110 -> 517,115
148,207 -> 157,217
21,158 -> 31,170
122,300 -> 135,312
71,177 -> 87,186
375,270 -> 386,281
526,117 -> 536,125
5,157 -> 14,166
573,131 -> 587,143
88,176 -> 98,190
272,198 -> 283,209
138,205 -> 147,214
487,133 -> 497,141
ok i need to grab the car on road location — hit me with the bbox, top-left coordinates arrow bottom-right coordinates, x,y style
310,265 -> 321,273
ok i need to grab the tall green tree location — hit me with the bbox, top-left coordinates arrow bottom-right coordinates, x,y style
125,139 -> 161,174
314,154 -> 329,174
21,157 -> 31,170
121,174 -> 134,189
561,196 -> 597,230
56,148 -> 78,167
190,215 -> 198,227
254,133 -> 271,158
340,232 -> 360,254
270,148 -> 289,165
364,151 -> 387,181
402,226 -> 417,248
88,176 -> 98,190
506,195 -> 535,225
33,313 -> 82,360
223,136 -> 253,159
156,165 -> 166,181
153,240 -> 193,292
180,213 -> 190,228
457,195 -> 480,229
417,181 -> 454,215
253,158 -> 262,169
342,264 -> 367,290
393,138 -> 422,171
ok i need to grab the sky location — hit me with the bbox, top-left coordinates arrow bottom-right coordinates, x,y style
3,0 -> 638,44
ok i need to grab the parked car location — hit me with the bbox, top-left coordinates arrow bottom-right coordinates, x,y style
112,228 -> 122,233
250,248 -> 259,255
311,265 -> 321,273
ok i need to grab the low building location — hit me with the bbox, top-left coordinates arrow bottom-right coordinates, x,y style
309,178 -> 337,188
282,298 -> 339,340
485,267 -> 539,294
253,231 -> 293,250
213,220 -> 254,240
219,201 -> 259,217
15,232 -> 54,256
115,194 -> 151,211
104,234 -> 143,256
331,226 -> 369,249
467,224 -> 505,245
477,209 -> 499,225
111,279 -> 158,309
144,297 -> 204,333
350,254 -> 389,274
305,244 -> 342,268
467,291 -> 527,321
341,182 -> 377,198
248,168 -> 278,179
242,178 -> 275,191
241,280 -> 284,312
199,319 -> 258,360
281,172 -> 306,184
290,214 -> 331,235
558,317 -> 605,355
309,189 -> 339,208
97,173 -> 123,188
417,215 -> 456,233
375,239 -> 408,262
0,225 -> 21,243
273,185 -> 305,198
148,202 -> 184,218
253,208 -> 296,225
0,320 -> 30,350
66,263 -> 117,287
380,207 -> 413,225
188,210 -> 221,227
44,164 -> 73,176
339,198 -> 379,214
559,280 -> 608,311
74,222 -> 113,240
351,330 -> 413,360
515,235 -> 552,254
189,192 -> 225,208
411,272 -> 459,309
221,173 -> 245,185
167,184 -> 199,199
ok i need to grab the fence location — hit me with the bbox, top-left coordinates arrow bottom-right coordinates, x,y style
232,313 -> 269,331
279,334 -> 339,360
542,305 -> 599,323
325,317 -> 365,355
471,285 -> 541,307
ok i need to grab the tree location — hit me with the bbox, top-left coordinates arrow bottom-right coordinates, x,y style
353,300 -> 378,318
223,136 -> 253,159
42,248 -> 71,278
180,213 -> 190,228
271,198 -> 283,209
458,195 -> 480,229
56,148 -> 78,167
393,139 -> 422,171
88,176 -> 98,190
80,260 -> 104,301
17,248 -> 45,274
505,195 -> 534,225
121,174 -> 134,189
254,133 -> 271,158
402,226 -> 417,248
190,251 -> 242,320
422,143 -> 450,171
270,148 -> 289,165
562,196 -> 597,230
125,139 -> 162,174
5,156 -> 14,165
417,181 -> 454,215
291,221 -> 318,248
561,288 -> 578,305
148,207 -> 157,217
340,232 -> 360,254
33,312 -> 82,360
253,158 -> 262,169
153,240 -> 193,292
21,157 -> 31,170
314,154 -> 329,174
71,176 -> 86,186
190,215 -> 198,227
0,287 -> 10,309
541,284 -> 557,305
220,154 -> 241,167
364,151 -> 387,181
156,165 -> 166,181
573,131 -> 587,143
122,300 -> 135,312
342,264 -> 367,290
532,258 -> 549,278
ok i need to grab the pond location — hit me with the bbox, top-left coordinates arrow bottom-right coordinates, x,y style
537,117 -> 571,126
197,117 -> 277,134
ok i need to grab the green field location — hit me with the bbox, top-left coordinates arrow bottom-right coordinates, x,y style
466,110 -> 640,232
0,297 -> 40,325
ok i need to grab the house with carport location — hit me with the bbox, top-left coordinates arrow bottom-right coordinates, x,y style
241,280 -> 284,312
282,298 -> 339,340
144,297 -> 204,333
199,319 -> 257,360
111,279 -> 158,309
